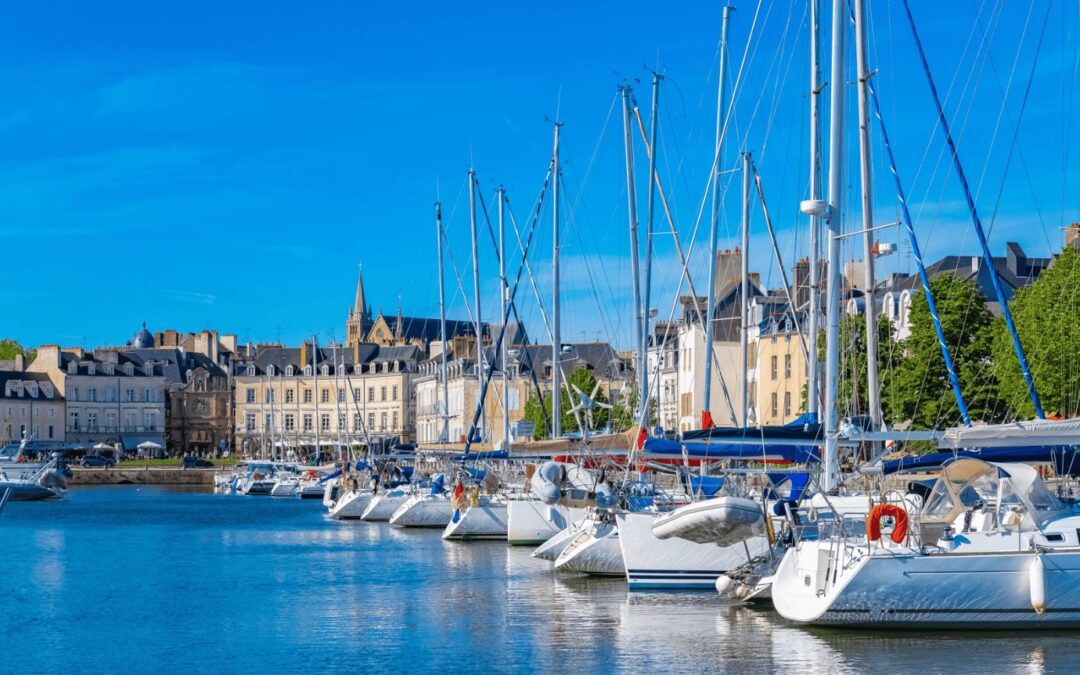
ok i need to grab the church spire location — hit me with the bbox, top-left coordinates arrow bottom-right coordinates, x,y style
346,262 -> 370,349
353,263 -> 367,321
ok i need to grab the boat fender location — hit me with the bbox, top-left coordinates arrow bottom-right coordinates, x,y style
715,575 -> 735,595
1030,554 -> 1045,614
867,504 -> 909,544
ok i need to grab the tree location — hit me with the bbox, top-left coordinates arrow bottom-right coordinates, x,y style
608,379 -> 656,431
991,246 -> 1080,419
887,273 -> 1005,430
521,366 -> 615,439
0,339 -> 35,364
812,314 -> 896,421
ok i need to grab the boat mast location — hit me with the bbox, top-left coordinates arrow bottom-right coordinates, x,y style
436,202 -> 450,444
854,0 -> 881,434
822,0 -> 846,491
703,5 -> 734,429
551,123 -> 563,439
619,85 -> 645,426
806,0 -> 823,418
740,151 -> 751,427
641,73 -> 661,422
469,169 -> 486,443
313,333 -> 320,457
498,185 -> 511,450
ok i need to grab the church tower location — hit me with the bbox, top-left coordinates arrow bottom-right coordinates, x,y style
346,264 -> 372,348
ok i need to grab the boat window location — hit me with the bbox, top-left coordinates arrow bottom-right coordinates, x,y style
1024,478 -> 1067,527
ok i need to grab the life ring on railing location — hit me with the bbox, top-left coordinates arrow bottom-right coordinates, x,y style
867,503 -> 909,544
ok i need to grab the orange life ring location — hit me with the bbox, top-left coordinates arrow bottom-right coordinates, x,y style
867,503 -> 909,544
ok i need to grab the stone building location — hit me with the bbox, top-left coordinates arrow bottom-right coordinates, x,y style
28,342 -> 168,451
232,340 -> 421,457
0,370 -> 65,444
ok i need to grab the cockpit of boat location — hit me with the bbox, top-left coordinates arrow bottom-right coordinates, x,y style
920,459 -> 1072,535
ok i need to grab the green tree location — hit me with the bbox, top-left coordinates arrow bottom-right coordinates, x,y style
521,366 -> 616,439
812,315 -> 896,420
991,246 -> 1080,419
608,379 -> 656,431
0,339 -> 35,364
888,274 -> 1004,430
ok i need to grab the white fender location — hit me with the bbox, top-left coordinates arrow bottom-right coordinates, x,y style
1029,554 -> 1045,615
715,575 -> 735,595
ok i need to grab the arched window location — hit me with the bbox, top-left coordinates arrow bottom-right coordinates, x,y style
285,365 -> 294,376
247,365 -> 256,376
267,365 -> 276,377
321,365 -> 330,376
303,365 -> 313,376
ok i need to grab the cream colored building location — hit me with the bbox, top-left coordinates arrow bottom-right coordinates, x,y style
0,371 -> 65,444
748,315 -> 808,426
232,341 -> 421,456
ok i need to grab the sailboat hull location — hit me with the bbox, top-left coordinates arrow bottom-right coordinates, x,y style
389,494 -> 454,528
328,490 -> 373,519
616,511 -> 769,590
554,515 -> 623,576
361,490 -> 409,521
507,501 -> 583,546
442,499 -> 509,540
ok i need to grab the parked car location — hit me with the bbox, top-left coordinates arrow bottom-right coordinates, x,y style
181,456 -> 214,469
81,454 -> 115,468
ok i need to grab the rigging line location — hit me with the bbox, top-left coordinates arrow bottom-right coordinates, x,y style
972,1 -> 1038,201
902,0 -> 1044,420
752,163 -> 809,362
855,3 -> 972,428
632,105 -> 739,424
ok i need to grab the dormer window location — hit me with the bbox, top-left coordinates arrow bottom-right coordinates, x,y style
246,365 -> 256,376
304,365 -> 313,376
67,361 -> 77,374
124,363 -> 134,376
321,365 -> 329,376
143,364 -> 153,376
27,383 -> 38,397
43,384 -> 52,398
104,364 -> 114,375
267,365 -> 276,377
87,363 -> 96,375
355,365 -> 363,375
285,366 -> 294,377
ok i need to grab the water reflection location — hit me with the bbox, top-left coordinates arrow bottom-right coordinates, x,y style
1,487 -> 1079,673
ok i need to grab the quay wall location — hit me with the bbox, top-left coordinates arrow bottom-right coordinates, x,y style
68,468 -> 216,486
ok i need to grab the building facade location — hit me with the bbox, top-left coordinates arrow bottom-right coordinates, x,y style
0,371 -> 65,444
28,344 -> 167,450
232,341 -> 421,456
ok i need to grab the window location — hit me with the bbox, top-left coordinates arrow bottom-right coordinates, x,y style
338,414 -> 346,430
770,392 -> 778,417
143,389 -> 152,403
267,389 -> 275,403
303,389 -> 312,403
392,411 -> 398,430
770,355 -> 778,381
368,413 -> 375,430
71,387 -> 79,402
353,389 -> 362,402
508,388 -> 520,411
354,413 -> 362,431
246,413 -> 256,431
47,425 -> 54,440
784,354 -> 792,379
285,414 -> 295,431
285,389 -> 294,404
303,414 -> 313,431
380,412 -> 387,430
144,411 -> 157,431
106,388 -> 117,402
126,388 -> 136,403
337,388 -> 345,403
320,414 -> 330,432
267,365 -> 276,377
321,365 -> 329,376
321,389 -> 329,404
247,365 -> 256,376
304,366 -> 312,376
89,388 -> 98,402
392,385 -> 398,401
246,388 -> 256,403
368,387 -> 375,402
285,366 -> 294,376
783,392 -> 792,418
380,386 -> 387,402
87,412 -> 97,431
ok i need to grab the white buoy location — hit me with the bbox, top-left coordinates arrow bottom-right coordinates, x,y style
715,575 -> 735,595
1029,554 -> 1045,615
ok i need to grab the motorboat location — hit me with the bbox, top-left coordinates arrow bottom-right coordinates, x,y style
771,459 -> 1080,627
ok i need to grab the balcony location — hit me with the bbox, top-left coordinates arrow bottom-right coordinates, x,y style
66,425 -> 159,434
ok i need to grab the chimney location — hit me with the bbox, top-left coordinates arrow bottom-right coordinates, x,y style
210,330 -> 219,364
13,353 -> 25,371
300,341 -> 308,370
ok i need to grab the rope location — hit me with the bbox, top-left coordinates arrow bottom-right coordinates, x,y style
901,0 -> 1045,419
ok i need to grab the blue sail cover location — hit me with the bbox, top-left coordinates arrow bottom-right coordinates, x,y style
645,413 -> 822,463
882,446 -> 1080,476
451,449 -> 510,462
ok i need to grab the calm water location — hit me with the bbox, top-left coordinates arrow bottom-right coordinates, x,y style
1,487 -> 1077,674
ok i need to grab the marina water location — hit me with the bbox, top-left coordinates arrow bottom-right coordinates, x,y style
2,487 -> 1077,674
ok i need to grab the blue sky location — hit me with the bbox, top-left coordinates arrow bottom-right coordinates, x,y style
1,1 -> 1076,351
